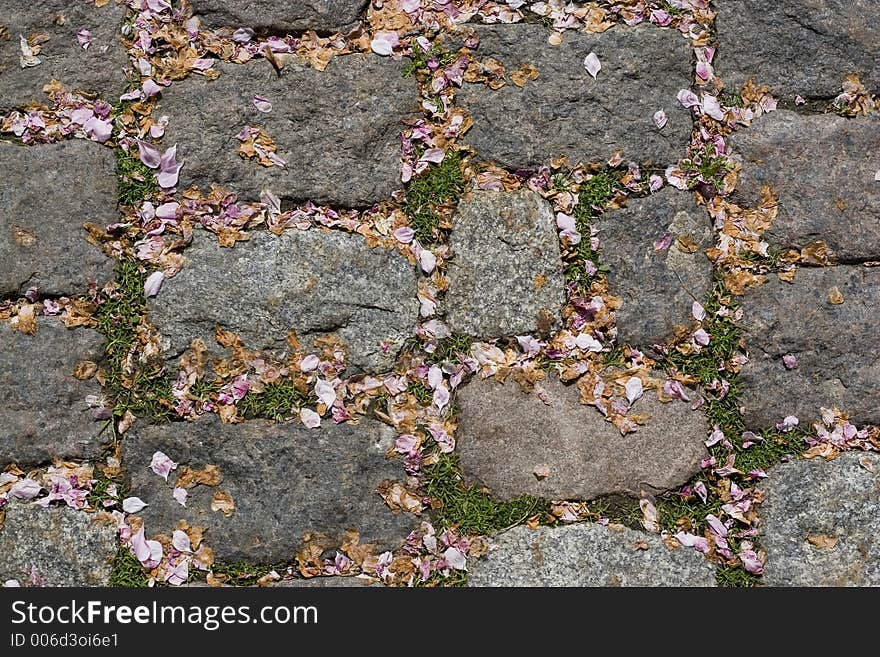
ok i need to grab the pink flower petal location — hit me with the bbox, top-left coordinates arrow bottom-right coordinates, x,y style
83,116 -> 112,143
370,32 -> 399,56
76,28 -> 92,50
122,496 -> 148,513
443,546 -> 467,571
172,487 -> 188,507
692,301 -> 706,321
314,379 -> 337,408
624,376 -> 643,405
10,478 -> 42,500
137,140 -> 161,168
171,529 -> 192,553
782,354 -> 797,369
252,95 -> 273,113
144,270 -> 164,297
418,249 -> 437,274
583,52 -> 601,79
393,226 -> 415,243
150,450 -> 177,480
653,109 -> 668,129
300,354 -> 320,372
300,408 -> 321,428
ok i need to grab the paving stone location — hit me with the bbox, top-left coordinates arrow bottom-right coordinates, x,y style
739,266 -> 880,428
458,23 -> 691,169
148,229 -> 418,372
731,111 -> 880,261
0,319 -> 105,466
445,190 -> 564,338
468,522 -> 716,587
0,139 -> 117,298
0,502 -> 117,586
0,0 -> 128,110
759,452 -> 880,586
157,58 -> 416,207
456,375 -> 707,501
716,0 -> 880,98
599,189 -> 713,348
193,0 -> 368,33
275,576 -> 381,588
123,414 -> 415,563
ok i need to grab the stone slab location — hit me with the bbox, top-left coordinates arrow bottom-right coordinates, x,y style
192,0 -> 368,33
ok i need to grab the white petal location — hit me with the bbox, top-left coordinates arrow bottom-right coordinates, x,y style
122,496 -> 149,513
583,52 -> 601,79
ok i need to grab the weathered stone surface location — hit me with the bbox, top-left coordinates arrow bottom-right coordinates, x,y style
149,229 -> 418,372
456,376 -> 708,501
458,24 -> 691,169
0,320 -> 105,465
0,0 -> 127,110
445,190 -> 564,338
599,189 -> 713,348
0,139 -> 116,297
157,58 -> 416,207
716,0 -> 880,98
468,522 -> 716,587
275,576 -> 381,588
759,452 -> 880,586
193,0 -> 368,33
739,266 -> 880,428
731,111 -> 880,261
123,414 -> 415,563
0,502 -> 117,586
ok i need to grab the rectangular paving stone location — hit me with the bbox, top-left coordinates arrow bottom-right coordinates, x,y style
599,188 -> 713,349
456,375 -> 707,501
731,111 -> 880,262
468,523 -> 716,587
123,414 -> 416,563
192,0 -> 368,32
458,23 -> 692,169
1,139 -> 117,297
0,502 -> 118,586
716,0 -> 880,98
149,229 -> 418,372
445,190 -> 565,338
0,319 -> 106,465
0,0 -> 128,110
156,57 -> 417,207
739,266 -> 880,428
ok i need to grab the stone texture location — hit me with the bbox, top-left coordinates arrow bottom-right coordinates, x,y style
458,24 -> 691,169
599,189 -> 713,348
731,111 -> 880,261
149,229 -> 418,372
157,58 -> 416,207
193,0 -> 368,33
0,0 -> 128,110
716,0 -> 880,98
0,139 -> 117,297
739,266 -> 880,428
445,190 -> 564,338
0,502 -> 117,586
468,522 -> 716,587
275,576 -> 381,588
456,376 -> 708,501
123,414 -> 415,563
0,320 -> 105,466
759,452 -> 880,587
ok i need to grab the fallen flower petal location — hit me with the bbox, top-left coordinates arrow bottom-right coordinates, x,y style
144,271 -> 164,297
583,52 -> 601,79
150,450 -> 177,480
172,487 -> 188,507
653,109 -> 667,129
625,376 -> 643,405
300,408 -> 321,428
137,140 -> 161,168
122,497 -> 148,513
10,478 -> 42,500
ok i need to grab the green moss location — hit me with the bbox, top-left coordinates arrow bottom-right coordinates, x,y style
95,260 -> 174,421
680,144 -> 732,189
564,173 -> 618,290
110,547 -> 150,587
422,451 -> 551,536
238,381 -> 311,421
716,564 -> 760,588
403,44 -> 457,78
426,333 -> 473,366
723,428 -> 808,475
404,150 -> 464,244
115,147 -> 159,207
408,380 -> 433,406
208,561 -> 276,586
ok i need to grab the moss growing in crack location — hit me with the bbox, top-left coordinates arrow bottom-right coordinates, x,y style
115,146 -> 159,207
408,380 -> 433,406
207,561 -> 276,586
718,428 -> 808,475
238,381 -> 311,422
110,547 -> 150,587
422,451 -> 551,535
425,333 -> 473,366
680,144 -> 733,191
404,150 -> 464,244
716,563 -> 760,588
564,172 -> 618,290
403,44 -> 457,78
95,260 -> 174,420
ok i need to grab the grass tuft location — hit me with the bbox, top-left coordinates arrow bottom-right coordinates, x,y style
404,150 -> 464,244
115,147 -> 159,207
110,547 -> 149,587
564,172 -> 618,289
238,381 -> 310,421
716,564 -> 760,588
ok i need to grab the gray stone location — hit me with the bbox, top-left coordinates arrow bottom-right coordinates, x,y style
0,0 -> 128,110
445,190 -> 564,338
275,576 -> 381,587
148,229 -> 418,372
193,0 -> 368,33
731,111 -> 880,261
123,414 -> 415,563
759,452 -> 880,586
0,139 -> 116,297
716,0 -> 880,98
0,319 -> 105,466
0,502 -> 117,586
468,522 -> 716,587
599,189 -> 713,348
458,23 -> 691,169
739,266 -> 880,428
157,58 -> 416,207
456,375 -> 708,501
